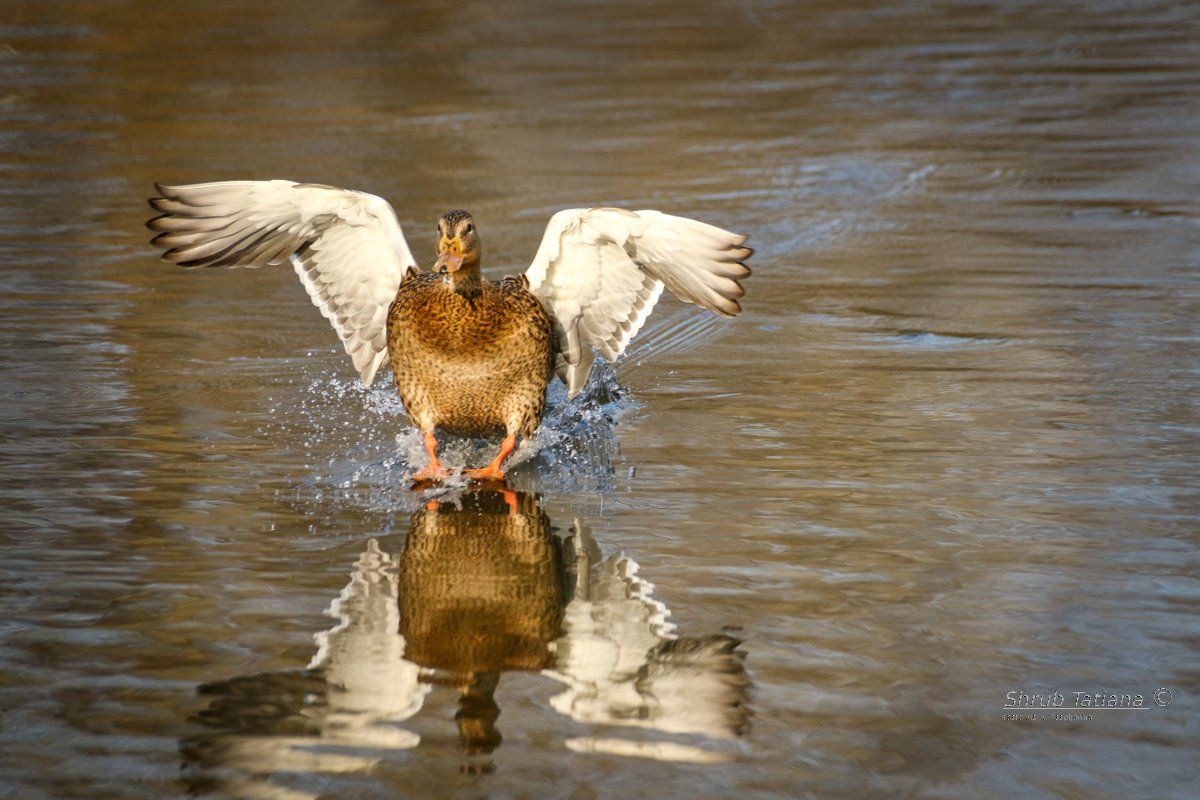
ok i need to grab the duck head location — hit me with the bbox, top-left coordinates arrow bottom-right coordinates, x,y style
435,210 -> 481,275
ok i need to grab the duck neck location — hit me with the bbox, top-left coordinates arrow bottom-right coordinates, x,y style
446,260 -> 483,298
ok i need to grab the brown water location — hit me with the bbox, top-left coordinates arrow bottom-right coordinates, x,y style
2,1 -> 1199,798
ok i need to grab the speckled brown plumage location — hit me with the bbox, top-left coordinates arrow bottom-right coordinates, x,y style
384,211 -> 555,481
388,272 -> 553,438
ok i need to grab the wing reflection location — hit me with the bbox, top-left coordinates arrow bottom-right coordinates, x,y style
549,519 -> 751,761
181,539 -> 427,799
310,539 -> 428,743
182,489 -> 749,794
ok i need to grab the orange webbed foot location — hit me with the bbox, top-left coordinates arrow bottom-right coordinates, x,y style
466,434 -> 517,483
411,465 -> 452,483
411,431 -> 452,485
465,466 -> 506,482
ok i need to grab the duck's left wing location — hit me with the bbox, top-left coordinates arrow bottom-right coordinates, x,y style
147,180 -> 418,387
524,208 -> 751,397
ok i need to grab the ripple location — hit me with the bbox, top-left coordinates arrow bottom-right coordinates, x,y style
867,331 -> 1014,349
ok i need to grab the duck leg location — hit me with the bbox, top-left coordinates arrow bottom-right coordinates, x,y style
412,431 -> 452,482
466,434 -> 517,481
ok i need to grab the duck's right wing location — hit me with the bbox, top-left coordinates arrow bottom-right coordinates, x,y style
147,180 -> 419,387
524,207 -> 751,398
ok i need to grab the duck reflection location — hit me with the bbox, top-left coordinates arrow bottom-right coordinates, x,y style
182,489 -> 749,795
400,489 -> 566,769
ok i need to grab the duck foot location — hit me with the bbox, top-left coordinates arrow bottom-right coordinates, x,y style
465,434 -> 517,483
465,466 -> 506,481
411,431 -> 450,485
411,466 -> 452,483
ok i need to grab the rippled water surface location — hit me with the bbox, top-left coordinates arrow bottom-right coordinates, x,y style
2,1 -> 1199,798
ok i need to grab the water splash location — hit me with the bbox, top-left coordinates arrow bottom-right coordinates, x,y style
260,358 -> 638,513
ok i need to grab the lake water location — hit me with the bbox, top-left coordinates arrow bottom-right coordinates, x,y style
1,1 -> 1198,798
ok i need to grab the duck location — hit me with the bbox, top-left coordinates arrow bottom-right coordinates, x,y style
147,180 -> 752,481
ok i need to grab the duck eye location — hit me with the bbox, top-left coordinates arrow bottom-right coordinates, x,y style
464,223 -> 474,234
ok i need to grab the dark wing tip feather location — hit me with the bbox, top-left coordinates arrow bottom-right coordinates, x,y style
174,253 -> 218,269
726,239 -> 753,277
716,238 -> 750,316
149,196 -> 197,215
722,257 -> 752,278
149,230 -> 178,248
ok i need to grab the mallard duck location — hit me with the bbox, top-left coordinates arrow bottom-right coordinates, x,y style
147,180 -> 752,480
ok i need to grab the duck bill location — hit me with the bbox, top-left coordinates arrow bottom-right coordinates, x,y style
435,251 -> 464,272
436,239 -> 465,272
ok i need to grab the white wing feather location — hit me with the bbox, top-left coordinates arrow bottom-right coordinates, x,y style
148,180 -> 417,387
526,207 -> 751,397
